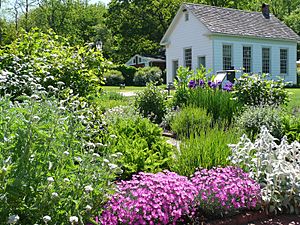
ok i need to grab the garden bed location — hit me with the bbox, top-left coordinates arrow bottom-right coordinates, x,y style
202,211 -> 300,225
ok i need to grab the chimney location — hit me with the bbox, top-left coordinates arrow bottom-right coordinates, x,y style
262,3 -> 270,19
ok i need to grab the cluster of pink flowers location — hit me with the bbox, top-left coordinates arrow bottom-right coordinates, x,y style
100,167 -> 261,224
101,171 -> 198,225
191,166 -> 261,216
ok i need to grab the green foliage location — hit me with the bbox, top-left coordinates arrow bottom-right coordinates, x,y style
104,70 -> 125,86
172,67 -> 192,107
284,8 -> 300,35
0,96 -> 120,224
171,107 -> 212,138
114,64 -> 138,86
232,74 -> 290,106
282,114 -> 300,142
187,87 -> 240,126
91,91 -> 128,112
104,112 -> 174,180
236,105 -> 284,140
172,125 -> 240,177
133,67 -> 162,86
135,83 -> 167,124
0,29 -> 107,98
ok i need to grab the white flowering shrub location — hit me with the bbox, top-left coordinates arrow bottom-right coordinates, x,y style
229,126 -> 300,214
0,96 -> 122,224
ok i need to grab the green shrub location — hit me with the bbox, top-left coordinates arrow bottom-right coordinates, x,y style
91,91 -> 128,112
282,114 -> 300,142
0,96 -> 120,224
135,83 -> 167,124
170,107 -> 212,138
172,126 -> 240,177
104,70 -> 125,86
0,29 -> 108,99
233,74 -> 289,106
115,64 -> 137,86
236,105 -> 284,140
187,87 -> 240,126
133,67 -> 162,86
104,113 -> 174,180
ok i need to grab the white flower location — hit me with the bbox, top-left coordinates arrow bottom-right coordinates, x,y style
64,178 -> 70,182
74,156 -> 82,163
43,215 -> 51,223
85,205 -> 92,211
2,167 -> 7,173
92,153 -> 100,158
103,158 -> 109,163
47,177 -> 54,183
51,192 -> 59,198
7,215 -> 19,224
110,134 -> 117,139
30,94 -> 40,100
63,151 -> 70,156
69,216 -> 78,224
108,163 -> 118,170
84,185 -> 93,193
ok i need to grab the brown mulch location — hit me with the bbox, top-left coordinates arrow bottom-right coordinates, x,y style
200,211 -> 300,225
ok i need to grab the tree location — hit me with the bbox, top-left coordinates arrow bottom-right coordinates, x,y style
106,0 -> 183,63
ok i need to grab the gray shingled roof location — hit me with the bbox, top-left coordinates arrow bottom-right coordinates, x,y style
184,3 -> 300,41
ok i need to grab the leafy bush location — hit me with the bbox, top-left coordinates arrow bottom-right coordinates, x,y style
0,96 -> 120,224
104,113 -> 174,180
114,64 -> 137,86
133,67 -> 162,86
0,29 -> 108,98
191,167 -> 261,217
232,74 -> 289,106
170,107 -> 212,138
101,171 -> 198,224
172,67 -> 192,107
229,126 -> 300,214
104,70 -> 125,86
135,83 -> 167,124
171,126 -> 240,176
236,105 -> 284,140
282,114 -> 300,142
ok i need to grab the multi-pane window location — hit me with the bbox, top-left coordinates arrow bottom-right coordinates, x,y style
280,49 -> 288,74
198,56 -> 206,68
223,45 -> 232,70
172,60 -> 179,79
184,48 -> 192,69
243,46 -> 252,73
262,47 -> 270,74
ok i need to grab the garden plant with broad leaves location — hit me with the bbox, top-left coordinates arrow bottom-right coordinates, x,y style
229,126 -> 300,214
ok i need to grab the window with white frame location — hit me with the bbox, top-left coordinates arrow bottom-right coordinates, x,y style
243,46 -> 252,73
172,60 -> 179,79
223,45 -> 232,70
184,48 -> 192,69
198,56 -> 206,69
280,49 -> 288,74
262,47 -> 270,74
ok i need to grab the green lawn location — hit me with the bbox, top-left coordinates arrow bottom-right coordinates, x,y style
287,88 -> 300,113
102,85 -> 167,93
102,86 -> 147,93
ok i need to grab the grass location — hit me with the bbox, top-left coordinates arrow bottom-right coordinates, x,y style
102,85 -> 167,93
286,88 -> 300,114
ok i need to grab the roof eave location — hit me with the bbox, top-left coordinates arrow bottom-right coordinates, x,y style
209,32 -> 300,43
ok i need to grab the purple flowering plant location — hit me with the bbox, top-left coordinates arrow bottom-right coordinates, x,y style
191,166 -> 261,217
101,171 -> 198,225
